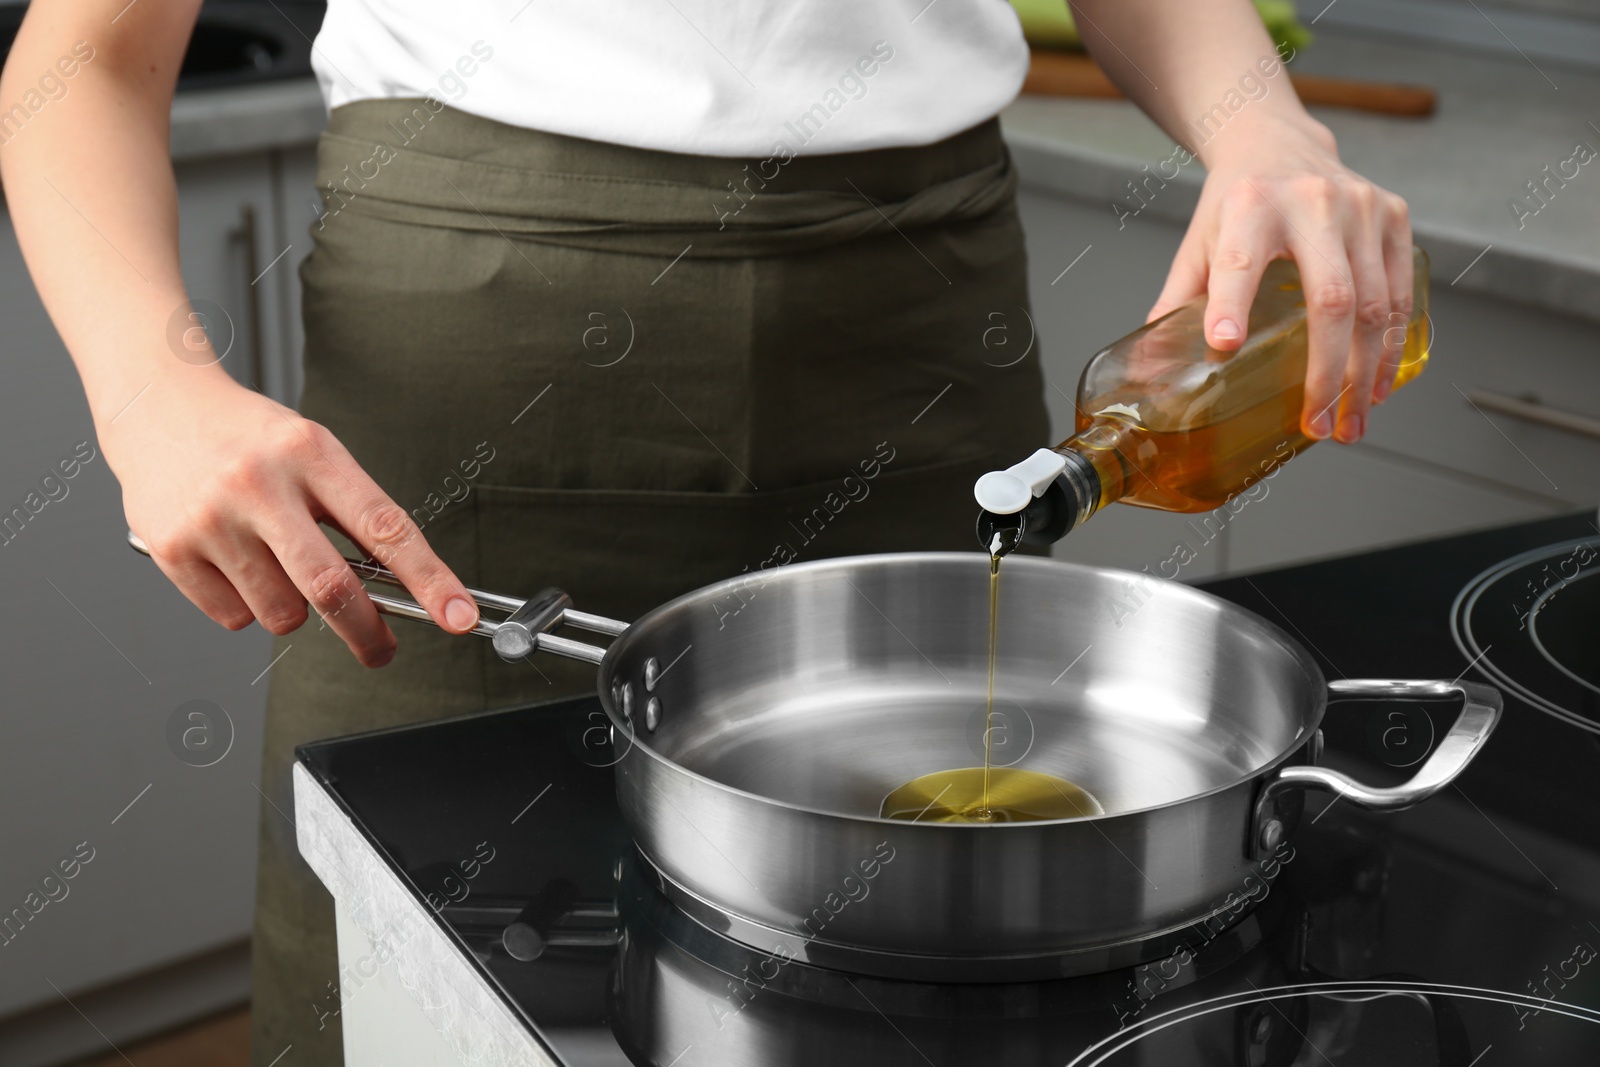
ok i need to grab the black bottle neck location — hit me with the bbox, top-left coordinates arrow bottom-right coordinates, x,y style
975,450 -> 1101,555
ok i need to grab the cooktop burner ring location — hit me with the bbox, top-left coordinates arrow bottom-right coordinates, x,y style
1451,535 -> 1600,734
1528,566 -> 1600,696
1062,979 -> 1600,1066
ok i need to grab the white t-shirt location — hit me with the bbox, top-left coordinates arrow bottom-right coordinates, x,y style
311,1 -> 1029,157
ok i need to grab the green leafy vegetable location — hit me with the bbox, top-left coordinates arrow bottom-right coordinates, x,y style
1010,0 -> 1311,56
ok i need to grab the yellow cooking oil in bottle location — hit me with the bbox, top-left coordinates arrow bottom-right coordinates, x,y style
975,247 -> 1431,552
880,549 -> 1104,824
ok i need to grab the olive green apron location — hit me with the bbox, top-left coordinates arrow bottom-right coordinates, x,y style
251,98 -> 1049,1064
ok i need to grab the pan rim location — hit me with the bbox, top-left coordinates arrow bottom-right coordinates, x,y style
598,551 -> 1329,829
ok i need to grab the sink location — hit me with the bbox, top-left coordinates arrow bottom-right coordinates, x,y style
0,0 -> 322,92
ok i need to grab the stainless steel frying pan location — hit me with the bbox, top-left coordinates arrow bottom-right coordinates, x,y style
129,532 -> 1501,980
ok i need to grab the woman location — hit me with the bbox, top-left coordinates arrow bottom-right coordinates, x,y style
1,0 -> 1411,1061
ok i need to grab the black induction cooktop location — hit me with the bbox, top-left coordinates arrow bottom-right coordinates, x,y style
298,512 -> 1600,1066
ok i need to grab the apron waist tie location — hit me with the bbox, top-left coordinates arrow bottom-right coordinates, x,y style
314,100 -> 1017,258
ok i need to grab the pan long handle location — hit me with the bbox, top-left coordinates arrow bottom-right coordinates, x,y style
1250,678 -> 1502,858
125,529 -> 626,665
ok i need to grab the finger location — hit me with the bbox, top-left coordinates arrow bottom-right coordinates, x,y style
1198,184 -> 1279,351
1146,231 -> 1209,323
146,545 -> 255,631
1292,231 -> 1357,441
207,534 -> 314,638
270,513 -> 398,667
1334,197 -> 1392,444
306,433 -> 479,634
1373,192 -> 1415,405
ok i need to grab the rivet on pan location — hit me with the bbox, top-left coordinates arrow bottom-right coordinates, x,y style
643,656 -> 660,692
1258,818 -> 1285,852
645,697 -> 662,732
618,682 -> 634,723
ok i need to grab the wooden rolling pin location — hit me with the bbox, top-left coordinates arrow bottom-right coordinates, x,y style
1023,50 -> 1437,117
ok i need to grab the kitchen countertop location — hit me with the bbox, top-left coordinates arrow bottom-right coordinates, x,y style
1002,26 -> 1600,326
169,26 -> 1600,324
170,77 -> 326,163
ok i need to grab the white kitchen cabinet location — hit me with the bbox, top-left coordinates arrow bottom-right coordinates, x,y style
174,154 -> 292,402
0,145 -> 317,1062
1222,441 -> 1562,573
1359,283 -> 1600,507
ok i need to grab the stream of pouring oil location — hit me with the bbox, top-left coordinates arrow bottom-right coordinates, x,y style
983,551 -> 1000,811
880,554 -> 1104,824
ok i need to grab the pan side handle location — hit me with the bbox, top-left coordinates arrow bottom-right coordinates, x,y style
125,529 -> 626,665
1249,679 -> 1503,859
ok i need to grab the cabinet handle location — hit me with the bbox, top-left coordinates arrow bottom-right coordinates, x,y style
232,203 -> 265,392
1465,389 -> 1600,442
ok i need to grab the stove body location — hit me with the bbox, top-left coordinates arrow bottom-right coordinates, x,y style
297,513 -> 1600,1066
